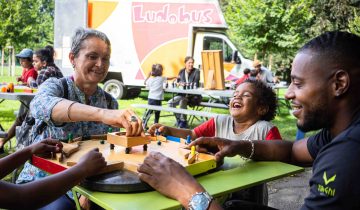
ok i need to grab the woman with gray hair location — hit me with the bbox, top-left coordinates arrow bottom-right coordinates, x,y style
16,28 -> 143,209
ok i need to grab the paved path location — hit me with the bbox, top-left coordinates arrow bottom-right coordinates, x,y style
268,168 -> 312,210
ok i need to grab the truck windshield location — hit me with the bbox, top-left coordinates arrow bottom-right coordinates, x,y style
203,36 -> 233,62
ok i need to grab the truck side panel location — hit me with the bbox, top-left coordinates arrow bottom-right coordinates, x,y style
88,0 -> 226,86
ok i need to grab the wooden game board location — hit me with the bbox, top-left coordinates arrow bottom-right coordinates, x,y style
32,138 -> 217,176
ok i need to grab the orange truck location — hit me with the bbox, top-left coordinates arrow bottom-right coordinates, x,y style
54,0 -> 252,99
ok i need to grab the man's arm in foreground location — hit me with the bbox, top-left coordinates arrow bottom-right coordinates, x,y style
138,152 -> 222,210
189,137 -> 314,166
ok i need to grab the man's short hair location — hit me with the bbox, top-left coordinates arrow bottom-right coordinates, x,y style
299,31 -> 360,70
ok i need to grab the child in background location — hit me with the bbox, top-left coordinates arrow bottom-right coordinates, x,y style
16,48 -> 37,86
0,49 -> 38,153
144,64 -> 176,124
30,47 -> 63,88
235,68 -> 251,86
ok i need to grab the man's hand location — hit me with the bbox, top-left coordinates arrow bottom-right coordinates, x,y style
138,152 -> 205,207
188,137 -> 241,162
76,148 -> 106,176
102,109 -> 144,136
29,139 -> 62,156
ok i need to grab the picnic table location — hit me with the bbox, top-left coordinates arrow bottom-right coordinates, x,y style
138,88 -> 232,127
0,85 -> 36,138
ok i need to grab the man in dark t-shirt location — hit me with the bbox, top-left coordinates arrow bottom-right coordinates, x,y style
303,113 -> 360,209
136,31 -> 360,210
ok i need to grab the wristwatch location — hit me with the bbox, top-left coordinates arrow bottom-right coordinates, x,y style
188,191 -> 213,210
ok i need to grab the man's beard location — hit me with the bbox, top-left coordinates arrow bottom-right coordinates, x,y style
297,104 -> 332,132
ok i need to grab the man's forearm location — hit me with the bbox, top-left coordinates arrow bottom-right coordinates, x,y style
251,140 -> 294,163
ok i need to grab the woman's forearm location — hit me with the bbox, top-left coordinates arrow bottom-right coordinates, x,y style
51,100 -> 104,123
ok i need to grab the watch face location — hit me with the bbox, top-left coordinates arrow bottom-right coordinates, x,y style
190,193 -> 211,210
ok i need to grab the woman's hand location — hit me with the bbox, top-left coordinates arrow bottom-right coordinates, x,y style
102,108 -> 143,136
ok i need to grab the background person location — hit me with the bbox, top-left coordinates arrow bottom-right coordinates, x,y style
0,139 -> 106,209
30,47 -> 63,88
139,31 -> 360,210
150,79 -> 281,141
168,56 -> 201,128
16,48 -> 37,86
144,63 -> 176,125
253,60 -> 274,86
16,28 -> 143,209
235,68 -> 251,86
0,49 -> 38,153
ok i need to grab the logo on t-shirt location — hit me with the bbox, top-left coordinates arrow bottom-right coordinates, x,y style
317,171 -> 336,197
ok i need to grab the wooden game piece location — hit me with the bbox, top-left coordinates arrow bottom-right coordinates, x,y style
68,133 -> 73,143
143,144 -> 147,151
187,146 -> 197,164
67,161 -> 124,175
96,161 -> 124,175
51,152 -> 56,160
107,132 -> 150,148
186,135 -> 191,144
66,161 -> 77,166
157,140 -> 161,146
62,142 -> 80,157
150,135 -> 167,142
187,153 -> 197,164
100,140 -> 105,144
59,151 -> 65,162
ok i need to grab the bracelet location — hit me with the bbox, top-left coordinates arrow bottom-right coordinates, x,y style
67,102 -> 77,122
240,139 -> 254,161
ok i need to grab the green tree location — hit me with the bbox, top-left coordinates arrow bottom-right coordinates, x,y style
308,0 -> 360,36
349,9 -> 360,36
223,0 -> 314,67
0,0 -> 54,52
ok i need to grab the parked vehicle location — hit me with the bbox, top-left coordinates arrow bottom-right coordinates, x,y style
54,0 -> 252,99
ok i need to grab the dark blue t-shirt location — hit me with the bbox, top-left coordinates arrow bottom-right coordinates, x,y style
302,114 -> 360,209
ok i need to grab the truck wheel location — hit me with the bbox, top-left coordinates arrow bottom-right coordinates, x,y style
103,79 -> 127,99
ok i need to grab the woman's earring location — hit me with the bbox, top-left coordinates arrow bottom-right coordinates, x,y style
72,64 -> 75,68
